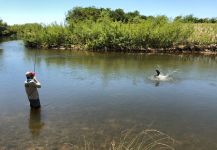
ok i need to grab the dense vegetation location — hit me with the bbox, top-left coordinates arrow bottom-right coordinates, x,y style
66,7 -> 217,24
174,15 -> 217,23
0,19 -> 13,38
2,7 -> 217,51
66,7 -> 148,23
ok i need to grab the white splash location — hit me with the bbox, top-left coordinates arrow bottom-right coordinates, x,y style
150,70 -> 178,81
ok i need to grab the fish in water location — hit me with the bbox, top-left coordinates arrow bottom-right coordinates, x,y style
154,70 -> 160,77
153,70 -> 170,81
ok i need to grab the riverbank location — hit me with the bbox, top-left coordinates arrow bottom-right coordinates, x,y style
10,7 -> 217,54
34,43 -> 217,55
21,21 -> 217,53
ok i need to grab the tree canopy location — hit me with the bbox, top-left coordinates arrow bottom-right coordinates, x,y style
66,7 -> 147,23
66,7 -> 217,24
174,15 -> 217,23
0,19 -> 10,37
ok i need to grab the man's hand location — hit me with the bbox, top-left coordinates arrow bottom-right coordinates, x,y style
33,77 -> 41,88
33,77 -> 38,83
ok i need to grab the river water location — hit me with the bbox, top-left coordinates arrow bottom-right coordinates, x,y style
0,40 -> 217,150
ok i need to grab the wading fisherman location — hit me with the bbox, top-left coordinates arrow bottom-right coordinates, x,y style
25,71 -> 41,108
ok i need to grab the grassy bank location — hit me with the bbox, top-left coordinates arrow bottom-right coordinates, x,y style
16,19 -> 192,51
189,23 -> 217,45
10,7 -> 217,52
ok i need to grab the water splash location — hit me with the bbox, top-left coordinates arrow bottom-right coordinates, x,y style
149,69 -> 179,82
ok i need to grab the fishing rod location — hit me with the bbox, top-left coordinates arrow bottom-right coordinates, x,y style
33,48 -> 38,73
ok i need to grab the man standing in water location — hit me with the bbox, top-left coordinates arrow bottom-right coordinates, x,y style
25,72 -> 41,108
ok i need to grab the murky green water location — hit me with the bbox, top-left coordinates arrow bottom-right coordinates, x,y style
0,40 -> 217,149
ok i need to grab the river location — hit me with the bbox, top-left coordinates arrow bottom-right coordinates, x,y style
0,40 -> 217,149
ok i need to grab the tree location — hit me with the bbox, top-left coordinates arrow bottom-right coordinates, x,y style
110,8 -> 126,22
65,7 -> 148,24
66,7 -> 104,23
0,19 -> 9,37
174,15 -> 217,23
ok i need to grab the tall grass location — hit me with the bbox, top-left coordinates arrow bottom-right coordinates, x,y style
19,18 -> 192,51
60,129 -> 175,150
70,17 -> 191,50
13,8 -> 216,51
111,129 -> 175,150
189,23 -> 217,45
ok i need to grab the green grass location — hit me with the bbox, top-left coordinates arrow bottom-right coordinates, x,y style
5,7 -> 217,51
19,19 -> 192,51
189,23 -> 217,45
61,129 -> 175,150
14,18 -> 217,51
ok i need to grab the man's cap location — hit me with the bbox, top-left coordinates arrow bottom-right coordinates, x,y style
25,71 -> 35,77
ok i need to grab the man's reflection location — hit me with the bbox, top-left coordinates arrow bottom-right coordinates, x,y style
29,108 -> 44,137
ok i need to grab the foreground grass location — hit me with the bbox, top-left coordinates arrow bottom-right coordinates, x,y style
110,129 -> 175,150
9,129 -> 175,150
58,129 -> 175,150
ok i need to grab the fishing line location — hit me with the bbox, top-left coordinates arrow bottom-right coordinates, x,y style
33,48 -> 38,72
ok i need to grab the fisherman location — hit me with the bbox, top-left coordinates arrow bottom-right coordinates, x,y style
25,71 -> 41,108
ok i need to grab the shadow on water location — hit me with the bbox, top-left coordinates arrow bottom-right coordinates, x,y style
29,108 -> 44,138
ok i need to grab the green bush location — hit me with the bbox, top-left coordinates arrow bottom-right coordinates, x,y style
12,7 -> 216,50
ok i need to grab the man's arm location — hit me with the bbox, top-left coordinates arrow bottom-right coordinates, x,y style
33,77 -> 41,88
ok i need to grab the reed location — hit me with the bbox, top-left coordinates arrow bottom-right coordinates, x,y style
62,129 -> 175,150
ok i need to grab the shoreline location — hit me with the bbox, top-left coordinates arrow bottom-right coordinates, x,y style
27,44 -> 217,55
